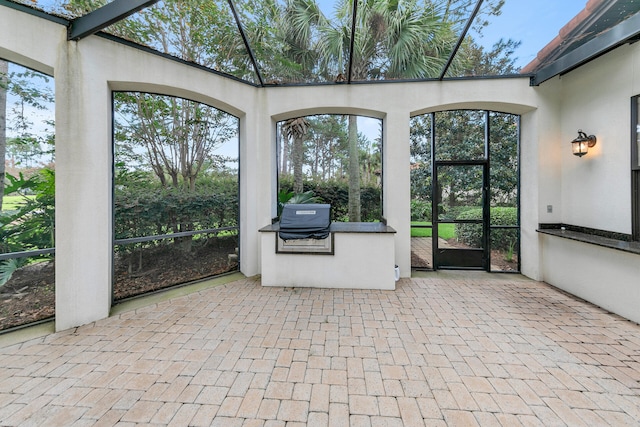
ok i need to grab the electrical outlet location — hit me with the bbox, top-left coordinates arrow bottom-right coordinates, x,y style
547,205 -> 553,213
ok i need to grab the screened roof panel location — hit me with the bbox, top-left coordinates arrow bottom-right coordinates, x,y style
527,0 -> 640,71
233,0 -> 330,84
99,0 -> 260,84
11,0 -> 116,18
346,0 -> 470,82
4,0 -> 640,86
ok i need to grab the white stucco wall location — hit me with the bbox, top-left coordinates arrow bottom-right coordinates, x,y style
540,235 -> 640,324
534,41 -> 640,323
0,7 -> 573,330
555,43 -> 639,233
260,231 -> 396,290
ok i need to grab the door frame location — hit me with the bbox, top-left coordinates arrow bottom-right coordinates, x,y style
432,160 -> 490,270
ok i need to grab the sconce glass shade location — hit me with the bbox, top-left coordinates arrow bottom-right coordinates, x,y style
571,130 -> 597,157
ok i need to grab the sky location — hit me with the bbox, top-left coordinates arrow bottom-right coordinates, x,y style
475,0 -> 588,69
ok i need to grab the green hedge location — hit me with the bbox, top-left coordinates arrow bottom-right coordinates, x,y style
279,178 -> 382,222
455,207 -> 518,251
114,187 -> 239,240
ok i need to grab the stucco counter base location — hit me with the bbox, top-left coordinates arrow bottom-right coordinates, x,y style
259,222 -> 397,290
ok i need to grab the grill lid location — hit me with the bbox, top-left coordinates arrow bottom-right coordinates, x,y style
279,204 -> 330,240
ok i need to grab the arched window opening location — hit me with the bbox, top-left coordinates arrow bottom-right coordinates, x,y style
276,114 -> 382,223
112,92 -> 239,301
410,110 -> 520,272
0,60 -> 55,331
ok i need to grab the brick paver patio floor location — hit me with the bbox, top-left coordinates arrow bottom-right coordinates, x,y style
1,273 -> 639,426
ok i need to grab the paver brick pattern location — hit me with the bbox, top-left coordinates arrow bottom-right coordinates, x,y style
1,274 -> 639,426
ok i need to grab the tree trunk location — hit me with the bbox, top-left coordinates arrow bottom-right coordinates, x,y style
0,60 -> 8,210
292,134 -> 304,193
280,128 -> 289,176
348,115 -> 361,222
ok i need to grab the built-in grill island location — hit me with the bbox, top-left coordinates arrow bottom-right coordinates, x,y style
260,205 -> 397,290
277,204 -> 333,254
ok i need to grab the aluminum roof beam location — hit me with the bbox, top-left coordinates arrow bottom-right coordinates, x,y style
532,10 -> 640,86
227,0 -> 264,87
346,0 -> 359,83
68,0 -> 159,41
439,0 -> 483,81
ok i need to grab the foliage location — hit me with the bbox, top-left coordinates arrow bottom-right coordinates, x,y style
276,0 -> 476,221
66,0 -> 256,81
455,207 -> 517,250
279,177 -> 381,222
281,117 -> 310,193
114,179 -> 239,240
276,190 -> 320,218
0,170 -> 55,285
0,258 -> 24,288
489,113 -> 519,204
410,110 -> 519,222
1,170 -> 55,253
0,61 -> 55,212
455,38 -> 522,76
411,199 -> 432,222
66,2 -> 243,255
114,92 -> 238,192
278,114 -> 381,222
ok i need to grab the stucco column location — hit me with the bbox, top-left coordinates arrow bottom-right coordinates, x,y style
240,91 -> 274,277
383,110 -> 411,277
520,81 -> 562,281
55,40 -> 112,330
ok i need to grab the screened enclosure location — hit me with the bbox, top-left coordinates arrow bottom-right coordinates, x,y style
7,0 -> 638,86
276,114 -> 382,223
112,92 -> 240,301
410,110 -> 519,272
0,62 -> 55,331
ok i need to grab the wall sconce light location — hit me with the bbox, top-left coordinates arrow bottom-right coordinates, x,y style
571,130 -> 597,157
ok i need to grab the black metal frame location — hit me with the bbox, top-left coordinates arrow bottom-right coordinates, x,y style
439,0 -> 484,81
0,248 -> 55,261
227,0 -> 264,86
3,0 -> 639,88
532,11 -> 640,86
632,96 -> 640,241
68,0 -> 159,41
433,161 -> 489,270
110,90 -> 242,303
420,110 -> 520,272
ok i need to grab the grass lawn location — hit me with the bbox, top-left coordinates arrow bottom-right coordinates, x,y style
411,222 -> 456,239
2,195 -> 33,211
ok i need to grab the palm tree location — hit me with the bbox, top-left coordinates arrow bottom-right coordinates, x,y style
283,0 -> 459,221
0,60 -> 7,211
282,117 -> 310,193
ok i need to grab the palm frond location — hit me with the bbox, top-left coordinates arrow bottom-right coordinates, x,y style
0,259 -> 22,288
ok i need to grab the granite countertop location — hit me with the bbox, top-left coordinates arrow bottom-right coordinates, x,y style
537,227 -> 640,256
260,222 -> 396,234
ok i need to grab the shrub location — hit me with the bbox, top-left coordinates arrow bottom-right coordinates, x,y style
455,207 -> 518,251
114,184 -> 239,240
410,199 -> 432,222
279,178 -> 381,222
